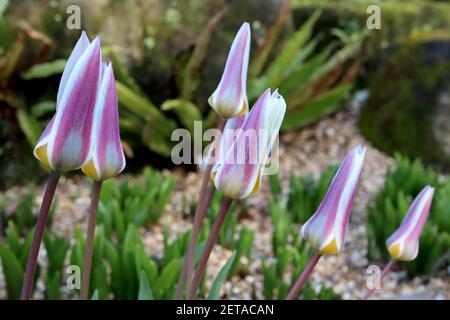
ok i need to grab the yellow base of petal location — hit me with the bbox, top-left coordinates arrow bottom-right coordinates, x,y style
388,243 -> 401,260
35,144 -> 50,167
319,238 -> 339,255
82,159 -> 99,180
236,100 -> 248,116
249,169 -> 262,196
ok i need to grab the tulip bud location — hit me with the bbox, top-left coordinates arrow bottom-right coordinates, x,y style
208,22 -> 251,119
386,185 -> 434,261
34,33 -> 102,172
212,88 -> 286,199
81,63 -> 126,180
301,146 -> 366,254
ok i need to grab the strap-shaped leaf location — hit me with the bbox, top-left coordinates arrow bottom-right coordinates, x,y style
207,251 -> 236,300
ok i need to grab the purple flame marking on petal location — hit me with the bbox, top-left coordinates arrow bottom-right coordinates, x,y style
51,39 -> 101,170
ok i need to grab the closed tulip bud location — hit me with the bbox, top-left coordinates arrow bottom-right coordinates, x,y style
301,146 -> 366,254
208,22 -> 251,119
212,88 -> 286,199
386,185 -> 434,261
81,63 -> 126,180
34,33 -> 102,172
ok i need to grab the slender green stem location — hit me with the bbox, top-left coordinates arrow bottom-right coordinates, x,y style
176,120 -> 225,299
80,180 -> 103,300
21,171 -> 60,300
361,259 -> 395,300
286,254 -> 322,300
188,197 -> 233,300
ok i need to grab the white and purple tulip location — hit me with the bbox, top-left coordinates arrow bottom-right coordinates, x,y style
301,146 -> 366,254
81,63 -> 126,180
212,88 -> 286,199
208,22 -> 251,119
34,32 -> 102,172
386,185 -> 434,261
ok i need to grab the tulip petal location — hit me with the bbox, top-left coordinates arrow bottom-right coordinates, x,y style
57,31 -> 90,108
301,146 -> 366,254
41,37 -> 102,171
82,63 -> 125,180
208,22 -> 251,119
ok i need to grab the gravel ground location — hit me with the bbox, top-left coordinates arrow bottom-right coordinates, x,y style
1,104 -> 449,300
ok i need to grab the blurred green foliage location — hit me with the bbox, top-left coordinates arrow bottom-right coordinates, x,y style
367,154 -> 450,276
97,168 -> 176,237
359,38 -> 450,171
249,9 -> 363,131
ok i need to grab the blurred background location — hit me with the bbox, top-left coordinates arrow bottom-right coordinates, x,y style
0,0 -> 449,300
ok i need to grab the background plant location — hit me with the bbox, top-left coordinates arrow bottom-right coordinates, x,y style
248,9 -> 364,131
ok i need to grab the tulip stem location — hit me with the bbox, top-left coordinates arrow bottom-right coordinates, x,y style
80,180 -> 103,300
188,197 -> 233,299
286,254 -> 322,300
361,259 -> 395,300
176,182 -> 215,299
176,120 -> 225,299
21,171 -> 61,300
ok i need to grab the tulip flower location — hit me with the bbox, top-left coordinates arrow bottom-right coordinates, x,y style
301,145 -> 366,255
386,185 -> 434,261
287,146 -> 366,300
81,63 -> 126,181
212,88 -> 286,199
361,185 -> 434,300
22,31 -> 101,300
208,22 -> 251,119
34,35 -> 102,172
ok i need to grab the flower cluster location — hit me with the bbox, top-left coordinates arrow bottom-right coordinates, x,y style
34,31 -> 125,180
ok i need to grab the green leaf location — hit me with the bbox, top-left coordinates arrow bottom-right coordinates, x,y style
31,101 -> 56,117
207,252 -> 236,300
16,109 -> 43,146
260,10 -> 321,89
138,271 -> 154,300
0,32 -> 24,81
153,259 -> 180,298
21,59 -> 66,80
110,52 -> 142,94
161,99 -> 201,134
141,122 -> 173,157
116,81 -> 174,134
44,272 -> 62,300
91,290 -> 99,300
282,84 -> 352,130
178,8 -> 226,100
0,244 -> 24,299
